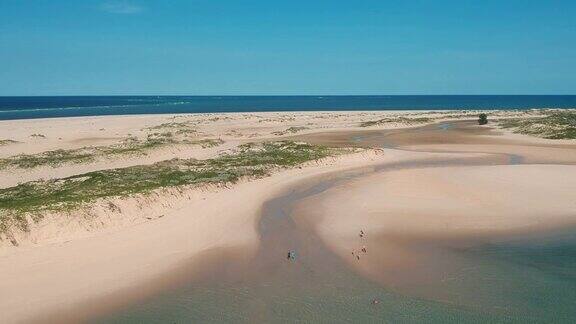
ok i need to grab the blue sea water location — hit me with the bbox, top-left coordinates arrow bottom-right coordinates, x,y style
0,95 -> 575,120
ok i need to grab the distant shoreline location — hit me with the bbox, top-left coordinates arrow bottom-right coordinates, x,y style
1,95 -> 576,121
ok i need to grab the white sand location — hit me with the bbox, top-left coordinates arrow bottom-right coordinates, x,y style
0,110 -> 575,323
0,110 -> 536,187
295,160 -> 576,288
0,150 -> 387,323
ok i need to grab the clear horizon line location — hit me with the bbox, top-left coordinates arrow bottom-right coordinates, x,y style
1,94 -> 576,97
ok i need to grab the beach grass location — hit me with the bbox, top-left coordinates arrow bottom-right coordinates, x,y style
0,139 -> 19,146
359,116 -> 433,127
0,133 -> 223,170
499,111 -> 576,139
0,149 -> 95,169
0,141 -> 343,232
146,121 -> 199,135
272,126 -> 309,135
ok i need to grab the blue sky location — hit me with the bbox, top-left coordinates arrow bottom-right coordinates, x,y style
0,0 -> 575,95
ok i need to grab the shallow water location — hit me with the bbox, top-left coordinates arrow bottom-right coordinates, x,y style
94,171 -> 536,323
98,220 -> 576,322
97,169 -> 576,323
97,232 -> 576,323
95,123 -> 576,323
448,229 -> 576,322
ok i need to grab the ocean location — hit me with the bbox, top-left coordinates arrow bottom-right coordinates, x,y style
1,95 -> 575,120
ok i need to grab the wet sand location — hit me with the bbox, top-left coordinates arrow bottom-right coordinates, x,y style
293,120 -> 576,163
13,150 -> 387,324
86,122 -> 576,323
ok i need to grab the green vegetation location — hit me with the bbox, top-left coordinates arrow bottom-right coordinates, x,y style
148,121 -> 192,129
0,139 -> 19,146
272,126 -> 309,135
0,149 -> 95,169
0,133 -> 223,170
0,141 -> 343,232
359,117 -> 433,127
499,111 -> 576,139
147,121 -> 197,135
187,138 -> 224,148
478,113 -> 488,125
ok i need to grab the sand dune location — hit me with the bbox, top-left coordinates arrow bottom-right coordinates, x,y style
1,111 -> 576,323
0,150 -> 387,323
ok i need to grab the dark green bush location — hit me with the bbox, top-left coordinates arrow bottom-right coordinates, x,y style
478,113 -> 488,125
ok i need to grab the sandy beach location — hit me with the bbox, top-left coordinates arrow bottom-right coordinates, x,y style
1,110 -> 576,323
4,0 -> 576,321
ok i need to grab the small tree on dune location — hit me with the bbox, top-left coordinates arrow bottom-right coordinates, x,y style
478,113 -> 488,125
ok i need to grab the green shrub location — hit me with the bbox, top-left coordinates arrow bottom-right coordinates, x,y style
478,113 -> 488,125
0,141 -> 346,232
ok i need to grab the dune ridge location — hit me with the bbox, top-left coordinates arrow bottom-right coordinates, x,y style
1,111 -> 576,322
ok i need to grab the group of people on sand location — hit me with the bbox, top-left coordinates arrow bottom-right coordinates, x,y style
354,229 -> 380,306
285,230 -> 379,306
351,230 -> 368,260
